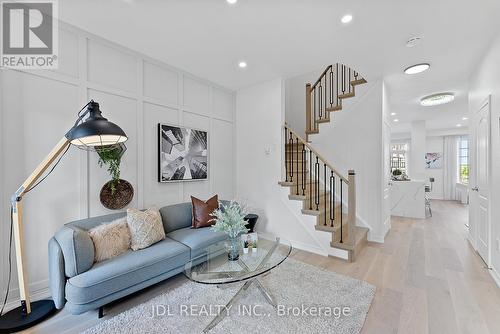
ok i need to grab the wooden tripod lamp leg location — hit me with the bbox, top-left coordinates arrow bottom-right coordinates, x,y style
11,200 -> 31,314
8,137 -> 70,315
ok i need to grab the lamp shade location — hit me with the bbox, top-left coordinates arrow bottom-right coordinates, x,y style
66,101 -> 127,147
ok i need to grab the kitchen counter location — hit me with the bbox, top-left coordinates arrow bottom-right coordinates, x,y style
391,180 -> 426,219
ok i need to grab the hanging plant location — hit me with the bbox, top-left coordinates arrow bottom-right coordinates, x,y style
96,144 -> 126,195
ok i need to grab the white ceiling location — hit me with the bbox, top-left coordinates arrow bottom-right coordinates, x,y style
58,0 -> 500,131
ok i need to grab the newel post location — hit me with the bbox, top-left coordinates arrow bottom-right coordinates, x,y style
306,83 -> 312,134
347,170 -> 356,245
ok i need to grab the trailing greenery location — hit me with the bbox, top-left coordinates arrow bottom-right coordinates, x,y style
97,146 -> 122,195
210,201 -> 249,238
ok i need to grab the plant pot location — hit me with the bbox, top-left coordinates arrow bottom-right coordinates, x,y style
100,179 -> 134,210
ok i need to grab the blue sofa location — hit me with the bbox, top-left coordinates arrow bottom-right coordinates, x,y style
48,201 -> 229,315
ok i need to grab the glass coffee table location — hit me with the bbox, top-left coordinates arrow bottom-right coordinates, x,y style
184,236 -> 292,333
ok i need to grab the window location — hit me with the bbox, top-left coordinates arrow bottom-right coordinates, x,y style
390,143 -> 408,174
459,136 -> 469,184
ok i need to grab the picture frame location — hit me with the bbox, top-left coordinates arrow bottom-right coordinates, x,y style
158,123 -> 208,182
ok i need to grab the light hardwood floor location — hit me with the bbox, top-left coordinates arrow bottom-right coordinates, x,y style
23,200 -> 500,334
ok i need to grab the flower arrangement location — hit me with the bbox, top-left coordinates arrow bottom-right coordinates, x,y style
210,201 -> 249,238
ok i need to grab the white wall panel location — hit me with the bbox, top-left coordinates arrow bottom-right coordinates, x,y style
142,102 -> 180,207
53,28 -> 79,79
211,119 -> 234,200
87,90 -> 139,217
1,71 -> 80,287
183,76 -> 210,116
212,88 -> 234,121
143,61 -> 178,105
87,40 -> 137,93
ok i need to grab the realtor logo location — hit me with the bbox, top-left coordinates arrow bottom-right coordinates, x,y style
1,0 -> 58,69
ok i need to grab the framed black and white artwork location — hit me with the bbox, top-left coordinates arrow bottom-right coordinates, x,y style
158,123 -> 208,182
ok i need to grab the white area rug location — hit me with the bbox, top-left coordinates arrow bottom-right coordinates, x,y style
82,258 -> 375,334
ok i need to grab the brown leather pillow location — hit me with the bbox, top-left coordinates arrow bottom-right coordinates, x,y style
191,195 -> 219,229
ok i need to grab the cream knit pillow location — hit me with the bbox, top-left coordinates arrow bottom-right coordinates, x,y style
88,218 -> 131,263
127,207 -> 166,251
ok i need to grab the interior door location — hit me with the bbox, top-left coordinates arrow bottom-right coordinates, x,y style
473,98 -> 490,264
382,120 -> 391,231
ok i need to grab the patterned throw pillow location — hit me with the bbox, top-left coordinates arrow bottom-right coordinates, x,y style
88,218 -> 131,263
127,207 -> 166,251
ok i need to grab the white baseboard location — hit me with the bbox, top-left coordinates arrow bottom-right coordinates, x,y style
258,231 -> 327,257
3,285 -> 51,313
489,266 -> 500,289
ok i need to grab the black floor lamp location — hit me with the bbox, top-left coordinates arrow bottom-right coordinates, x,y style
0,100 -> 128,333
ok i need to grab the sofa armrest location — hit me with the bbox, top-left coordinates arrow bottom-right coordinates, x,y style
48,237 -> 66,309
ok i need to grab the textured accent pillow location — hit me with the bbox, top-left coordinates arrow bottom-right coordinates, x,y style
127,207 -> 166,251
88,218 -> 131,263
191,195 -> 219,229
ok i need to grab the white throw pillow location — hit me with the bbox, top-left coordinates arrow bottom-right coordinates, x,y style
88,218 -> 131,263
127,207 -> 166,251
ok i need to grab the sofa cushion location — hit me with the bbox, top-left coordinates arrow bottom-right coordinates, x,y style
167,227 -> 227,259
88,218 -> 131,263
66,237 -> 189,305
159,202 -> 193,233
127,207 -> 166,251
54,226 -> 95,278
191,195 -> 219,228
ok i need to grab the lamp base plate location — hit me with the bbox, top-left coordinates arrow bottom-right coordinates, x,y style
0,300 -> 56,333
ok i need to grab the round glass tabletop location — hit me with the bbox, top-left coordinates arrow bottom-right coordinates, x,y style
184,235 -> 292,285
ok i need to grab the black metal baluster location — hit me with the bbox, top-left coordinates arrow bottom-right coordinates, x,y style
296,137 -> 299,195
302,144 -> 306,196
336,64 -> 340,107
318,83 -> 322,120
315,156 -> 320,211
329,68 -> 334,107
324,78 -> 327,118
348,68 -> 352,94
309,150 -> 313,210
284,127 -> 288,182
324,164 -> 327,226
289,132 -> 293,182
340,179 -> 343,243
330,171 -> 334,227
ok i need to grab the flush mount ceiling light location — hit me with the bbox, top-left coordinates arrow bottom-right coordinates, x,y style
462,117 -> 468,120
341,14 -> 353,24
394,119 -> 399,122
390,112 -> 397,116
238,61 -> 247,68
404,63 -> 430,75
420,93 -> 455,106
406,37 -> 422,48
456,124 -> 462,127
226,0 -> 237,4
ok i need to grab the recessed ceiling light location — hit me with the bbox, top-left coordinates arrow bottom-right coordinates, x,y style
238,61 -> 247,68
457,124 -> 462,127
404,63 -> 430,75
394,119 -> 399,122
226,0 -> 237,4
406,37 -> 422,48
462,117 -> 468,120
390,112 -> 397,116
341,14 -> 353,24
420,93 -> 455,106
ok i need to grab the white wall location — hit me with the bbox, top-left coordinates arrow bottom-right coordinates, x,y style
0,22 -> 235,305
410,121 -> 426,180
426,136 -> 445,199
469,33 -> 500,285
284,69 -> 322,137
235,78 -> 322,253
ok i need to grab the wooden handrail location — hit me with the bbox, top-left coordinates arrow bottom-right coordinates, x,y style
311,64 -> 333,89
284,124 -> 348,183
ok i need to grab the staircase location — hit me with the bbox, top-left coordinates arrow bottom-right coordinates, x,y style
279,63 -> 368,262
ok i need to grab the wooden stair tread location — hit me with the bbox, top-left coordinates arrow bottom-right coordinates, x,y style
330,226 -> 368,250
316,118 -> 331,124
350,78 -> 367,85
325,105 -> 342,112
338,91 -> 355,99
